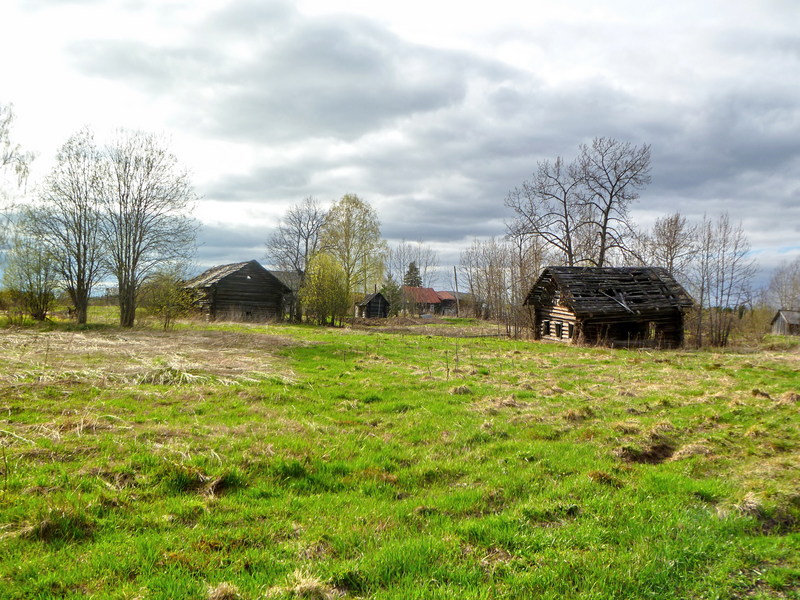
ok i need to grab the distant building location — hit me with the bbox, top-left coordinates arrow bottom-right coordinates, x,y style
524,266 -> 694,348
401,286 -> 441,315
356,292 -> 390,318
184,260 -> 290,321
436,291 -> 457,315
771,310 -> 800,336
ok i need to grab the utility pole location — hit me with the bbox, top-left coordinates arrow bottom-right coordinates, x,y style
453,265 -> 460,317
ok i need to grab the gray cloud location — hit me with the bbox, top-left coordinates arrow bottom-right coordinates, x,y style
59,0 -> 800,274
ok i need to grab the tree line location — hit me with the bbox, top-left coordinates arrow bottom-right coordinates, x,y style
1,110 -> 196,327
2,101 -> 798,344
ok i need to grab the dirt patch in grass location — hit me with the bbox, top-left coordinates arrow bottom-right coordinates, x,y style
615,441 -> 676,464
776,391 -> 800,405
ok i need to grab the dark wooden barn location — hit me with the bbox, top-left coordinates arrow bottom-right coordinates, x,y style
356,292 -> 390,318
185,260 -> 290,321
771,310 -> 800,336
524,266 -> 694,348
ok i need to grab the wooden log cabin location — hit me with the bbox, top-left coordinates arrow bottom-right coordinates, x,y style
524,266 -> 694,348
184,260 -> 290,321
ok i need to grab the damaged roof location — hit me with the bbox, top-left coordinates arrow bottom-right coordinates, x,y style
524,266 -> 694,317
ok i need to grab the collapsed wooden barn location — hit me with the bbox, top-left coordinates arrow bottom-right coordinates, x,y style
184,260 -> 290,321
524,266 -> 694,348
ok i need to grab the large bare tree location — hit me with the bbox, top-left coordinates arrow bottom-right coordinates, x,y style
579,137 -> 651,267
266,196 -> 326,275
34,128 -> 105,324
506,138 -> 651,267
265,196 -> 327,320
505,156 -> 589,266
98,131 -> 197,327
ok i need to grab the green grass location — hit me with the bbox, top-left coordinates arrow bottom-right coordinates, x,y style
0,319 -> 798,599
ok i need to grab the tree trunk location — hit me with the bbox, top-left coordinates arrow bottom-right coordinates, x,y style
119,284 -> 137,327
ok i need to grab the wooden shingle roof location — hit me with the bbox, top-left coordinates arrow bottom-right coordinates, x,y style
185,261 -> 254,289
357,292 -> 386,307
524,266 -> 693,317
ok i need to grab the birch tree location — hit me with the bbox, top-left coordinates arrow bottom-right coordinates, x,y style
34,128 -> 105,324
691,213 -> 755,347
320,194 -> 386,296
98,131 -> 198,327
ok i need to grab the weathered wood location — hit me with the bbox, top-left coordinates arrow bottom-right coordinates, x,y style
525,266 -> 693,348
357,292 -> 390,318
185,260 -> 290,321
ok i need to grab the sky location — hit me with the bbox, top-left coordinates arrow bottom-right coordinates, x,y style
1,0 -> 799,286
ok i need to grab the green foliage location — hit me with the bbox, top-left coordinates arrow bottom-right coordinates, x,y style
320,193 -> 386,294
138,270 -> 194,329
299,252 -> 350,326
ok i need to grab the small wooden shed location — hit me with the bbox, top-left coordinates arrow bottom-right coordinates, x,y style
185,260 -> 290,321
357,292 -> 390,318
524,266 -> 694,348
771,310 -> 800,336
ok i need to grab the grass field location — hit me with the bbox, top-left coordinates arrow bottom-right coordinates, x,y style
0,316 -> 798,599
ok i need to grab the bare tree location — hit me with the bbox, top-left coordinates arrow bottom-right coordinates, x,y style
767,256 -> 800,310
387,239 -> 440,287
0,103 -> 35,250
634,212 -> 698,281
460,238 -> 513,322
34,128 -> 105,324
98,131 -> 198,327
690,213 -> 755,347
505,156 -> 590,266
579,137 -> 651,267
506,138 -> 651,267
506,228 -> 548,336
265,196 -> 326,320
266,196 -> 326,274
2,210 -> 58,321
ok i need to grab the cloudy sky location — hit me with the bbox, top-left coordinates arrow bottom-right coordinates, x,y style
2,0 -> 799,283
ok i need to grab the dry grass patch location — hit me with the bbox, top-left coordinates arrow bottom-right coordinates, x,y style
670,442 -> 713,461
265,570 -> 341,599
0,329 -> 298,387
207,582 -> 240,600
